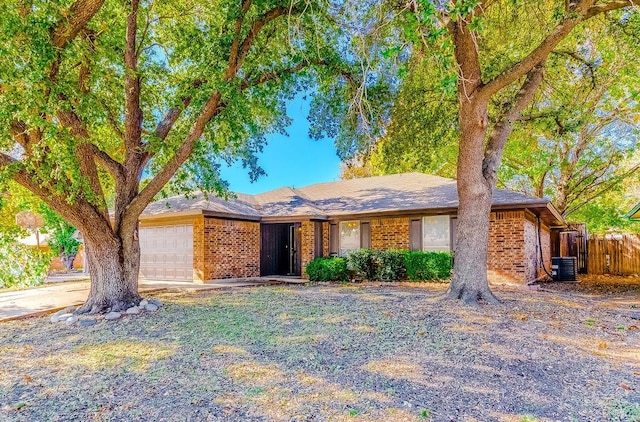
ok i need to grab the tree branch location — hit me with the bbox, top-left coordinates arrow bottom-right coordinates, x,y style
85,143 -> 125,182
240,59 -> 323,89
479,6 -> 586,98
124,0 -> 143,150
99,99 -> 125,140
564,162 -> 640,215
126,92 -> 224,219
585,0 -> 636,18
480,0 -> 636,99
56,108 -> 109,217
227,0 -> 253,77
448,12 -> 484,102
234,5 -> 296,74
153,80 -> 205,143
126,2 -> 303,221
482,63 -> 546,185
51,0 -> 105,49
0,152 -> 88,229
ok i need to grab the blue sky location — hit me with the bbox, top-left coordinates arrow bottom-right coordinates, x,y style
219,94 -> 342,194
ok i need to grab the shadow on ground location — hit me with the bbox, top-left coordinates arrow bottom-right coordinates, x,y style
1,280 -> 638,421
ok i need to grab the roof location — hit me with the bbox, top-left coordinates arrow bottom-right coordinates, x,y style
141,172 -> 564,225
142,191 -> 262,220
626,201 -> 640,221
16,232 -> 50,247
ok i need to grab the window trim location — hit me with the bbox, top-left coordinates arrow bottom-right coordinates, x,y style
339,220 -> 361,256
422,215 -> 451,252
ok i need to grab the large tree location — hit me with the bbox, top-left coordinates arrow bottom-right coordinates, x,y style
360,18 -> 640,222
405,0 -> 638,303
0,0 -> 364,312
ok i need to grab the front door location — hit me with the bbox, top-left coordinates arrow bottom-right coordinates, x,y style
260,223 -> 301,276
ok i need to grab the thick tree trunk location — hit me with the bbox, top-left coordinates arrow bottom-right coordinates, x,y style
446,99 -> 500,305
77,226 -> 141,314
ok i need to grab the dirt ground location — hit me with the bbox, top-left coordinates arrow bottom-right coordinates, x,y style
1,276 -> 639,422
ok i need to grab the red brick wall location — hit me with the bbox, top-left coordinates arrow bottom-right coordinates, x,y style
194,217 -> 260,281
300,221 -> 315,277
189,212 -> 548,284
370,217 -> 410,250
193,216 -> 205,281
487,211 -> 526,283
322,222 -> 330,257
524,215 -> 551,281
486,210 -> 551,284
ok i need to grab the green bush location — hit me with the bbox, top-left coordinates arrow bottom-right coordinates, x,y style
405,251 -> 452,281
309,250 -> 452,283
346,249 -> 377,280
0,241 -> 52,289
347,249 -> 407,281
305,257 -> 348,282
375,249 -> 406,281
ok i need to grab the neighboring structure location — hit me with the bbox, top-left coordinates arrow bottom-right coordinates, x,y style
626,202 -> 640,221
18,232 -> 86,273
139,173 -> 565,284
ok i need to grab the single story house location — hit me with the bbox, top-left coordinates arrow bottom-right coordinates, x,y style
138,172 -> 565,284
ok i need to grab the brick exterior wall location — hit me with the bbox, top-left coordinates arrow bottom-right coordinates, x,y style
524,215 -> 551,281
322,222 -> 330,257
370,217 -> 410,250
300,221 -> 315,276
486,211 -> 551,284
487,211 -> 526,283
193,216 -> 205,281
194,216 -> 260,281
187,211 -> 549,284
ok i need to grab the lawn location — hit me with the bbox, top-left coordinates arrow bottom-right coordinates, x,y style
1,279 -> 639,421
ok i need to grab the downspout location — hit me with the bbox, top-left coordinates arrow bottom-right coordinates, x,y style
533,215 -> 553,284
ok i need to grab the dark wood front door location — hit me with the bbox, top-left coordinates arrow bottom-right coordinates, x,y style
260,223 -> 301,276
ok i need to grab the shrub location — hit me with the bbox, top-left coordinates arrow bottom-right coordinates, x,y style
305,257 -> 348,282
375,249 -> 406,281
346,249 -> 377,280
405,251 -> 452,281
347,249 -> 407,281
0,241 -> 52,289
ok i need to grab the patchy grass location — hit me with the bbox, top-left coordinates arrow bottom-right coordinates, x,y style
1,279 -> 639,421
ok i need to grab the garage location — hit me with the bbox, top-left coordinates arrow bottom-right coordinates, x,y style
139,224 -> 194,281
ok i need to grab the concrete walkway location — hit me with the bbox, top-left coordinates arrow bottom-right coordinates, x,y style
0,276 -> 304,322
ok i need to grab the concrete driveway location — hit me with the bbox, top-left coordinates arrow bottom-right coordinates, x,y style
0,277 -> 303,322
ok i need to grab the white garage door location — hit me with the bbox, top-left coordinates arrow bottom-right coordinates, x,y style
139,225 -> 193,281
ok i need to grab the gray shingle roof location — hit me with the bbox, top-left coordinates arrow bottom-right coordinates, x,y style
142,191 -> 262,220
296,172 -> 546,216
252,187 -> 327,218
141,172 -> 553,221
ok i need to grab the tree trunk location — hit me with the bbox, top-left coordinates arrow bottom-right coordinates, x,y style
77,226 -> 141,314
446,99 -> 500,304
61,253 -> 76,271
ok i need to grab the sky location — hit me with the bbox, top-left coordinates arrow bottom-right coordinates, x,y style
219,94 -> 343,194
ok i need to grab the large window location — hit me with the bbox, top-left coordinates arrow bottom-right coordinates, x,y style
339,221 -> 360,256
422,216 -> 450,252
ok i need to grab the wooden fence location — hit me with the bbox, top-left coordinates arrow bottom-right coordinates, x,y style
587,234 -> 640,275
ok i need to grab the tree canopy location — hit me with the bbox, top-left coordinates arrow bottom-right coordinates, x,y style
0,0 -> 384,312
347,1 -> 640,233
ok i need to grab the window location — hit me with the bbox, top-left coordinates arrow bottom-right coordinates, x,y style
422,216 -> 450,252
339,221 -> 360,256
